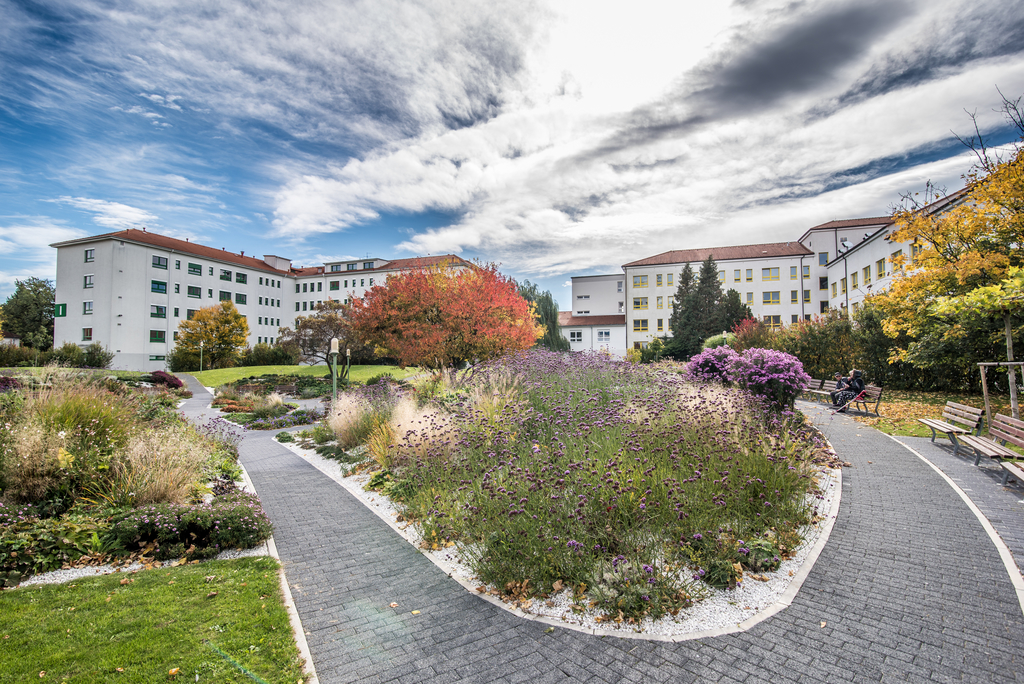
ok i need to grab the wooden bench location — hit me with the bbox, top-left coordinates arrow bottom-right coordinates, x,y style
804,378 -> 832,403
850,385 -> 883,416
236,384 -> 263,394
957,415 -> 1024,482
917,402 -> 984,457
275,384 -> 298,396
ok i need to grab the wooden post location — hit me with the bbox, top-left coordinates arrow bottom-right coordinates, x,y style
1005,311 -> 1019,420
979,364 -> 992,434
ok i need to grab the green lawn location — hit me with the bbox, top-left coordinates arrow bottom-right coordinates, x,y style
0,557 -> 306,684
190,364 -> 420,387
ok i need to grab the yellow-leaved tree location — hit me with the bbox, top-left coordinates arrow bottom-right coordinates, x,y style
872,91 -> 1024,389
175,300 -> 249,369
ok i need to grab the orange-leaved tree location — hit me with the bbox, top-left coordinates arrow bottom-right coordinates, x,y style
349,261 -> 542,369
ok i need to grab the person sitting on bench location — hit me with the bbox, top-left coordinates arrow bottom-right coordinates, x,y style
832,370 -> 864,413
828,372 -> 847,404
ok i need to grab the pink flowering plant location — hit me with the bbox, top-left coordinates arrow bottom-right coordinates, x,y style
728,348 -> 811,411
684,346 -> 739,384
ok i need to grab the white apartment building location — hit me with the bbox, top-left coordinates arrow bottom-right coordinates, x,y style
51,228 -> 467,371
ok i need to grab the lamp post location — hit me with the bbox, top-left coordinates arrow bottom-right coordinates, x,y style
330,337 -> 340,404
199,340 -> 204,374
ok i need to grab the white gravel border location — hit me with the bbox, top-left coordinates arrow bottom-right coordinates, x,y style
279,435 -> 842,640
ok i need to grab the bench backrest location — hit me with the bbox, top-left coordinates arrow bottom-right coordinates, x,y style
860,385 -> 882,400
992,413 -> 1024,450
941,402 -> 984,434
808,378 -> 828,391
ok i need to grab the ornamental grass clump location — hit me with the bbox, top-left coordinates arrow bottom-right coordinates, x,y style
379,350 -> 821,621
327,381 -> 399,449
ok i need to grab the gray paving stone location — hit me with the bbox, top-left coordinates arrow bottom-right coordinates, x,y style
175,376 -> 1024,683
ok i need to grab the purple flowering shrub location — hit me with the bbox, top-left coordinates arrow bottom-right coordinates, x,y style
109,490 -> 272,561
383,349 -> 817,619
729,348 -> 811,410
684,346 -> 739,384
0,375 -> 21,393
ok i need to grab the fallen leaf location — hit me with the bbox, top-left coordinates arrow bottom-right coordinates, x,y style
475,585 -> 486,593
206,592 -> 218,599
119,578 -> 132,585
820,621 -> 827,628
389,602 -> 399,608
411,610 -> 420,615
204,576 -> 215,583
116,668 -> 124,672
38,672 -> 45,678
169,667 -> 180,676
544,627 -> 554,633
552,580 -> 564,592
167,581 -> 175,585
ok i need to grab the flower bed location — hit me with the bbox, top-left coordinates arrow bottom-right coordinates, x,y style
358,350 -> 824,620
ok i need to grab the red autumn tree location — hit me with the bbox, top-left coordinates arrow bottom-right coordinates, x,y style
349,261 -> 542,369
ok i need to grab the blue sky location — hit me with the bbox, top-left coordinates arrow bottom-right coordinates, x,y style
2,0 -> 1023,308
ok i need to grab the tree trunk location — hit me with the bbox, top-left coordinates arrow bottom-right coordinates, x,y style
1006,311 -> 1019,420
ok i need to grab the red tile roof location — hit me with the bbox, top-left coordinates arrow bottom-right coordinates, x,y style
804,217 -> 892,231
51,228 -> 295,275
372,255 -> 472,272
558,313 -> 626,327
623,242 -> 812,268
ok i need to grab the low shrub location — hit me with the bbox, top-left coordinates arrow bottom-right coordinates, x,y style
0,376 -> 22,392
109,490 -> 272,561
275,431 -> 294,443
729,348 -> 811,410
246,408 -> 324,430
0,514 -> 110,582
149,370 -> 183,389
685,346 -> 739,384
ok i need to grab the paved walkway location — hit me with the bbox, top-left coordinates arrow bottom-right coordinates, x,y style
180,378 -> 1024,682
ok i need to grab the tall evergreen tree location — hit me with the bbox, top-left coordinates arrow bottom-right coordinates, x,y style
517,280 -> 570,351
665,264 -> 698,359
691,256 -> 725,340
720,288 -> 752,332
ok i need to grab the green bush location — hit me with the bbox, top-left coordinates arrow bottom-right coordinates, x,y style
48,342 -> 85,367
0,514 -> 110,582
275,431 -> 294,443
239,342 -> 300,367
82,343 -> 115,369
109,491 -> 272,561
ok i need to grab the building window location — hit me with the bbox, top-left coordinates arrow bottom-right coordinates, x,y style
763,315 -> 782,331
173,307 -> 179,317
667,274 -> 673,286
295,302 -> 300,311
911,242 -> 923,259
330,281 -> 339,291
863,266 -> 871,285
840,277 -> 847,294
618,301 -> 624,313
236,272 -> 247,284
633,297 -> 648,310
821,301 -> 829,313
343,263 -> 354,271
745,268 -> 753,282
302,302 -> 307,311
187,286 -> 201,298
235,293 -> 247,305
360,279 -> 365,286
369,278 -> 374,286
330,264 -> 341,272
82,328 -> 92,342
82,301 -> 94,315
819,276 -> 828,290
819,252 -> 828,266
150,305 -> 166,318
803,289 -> 811,303
790,266 -> 798,280
791,290 -> 798,304
363,261 -> 373,269
617,280 -> 623,292
152,255 -> 168,269
657,318 -> 664,332
851,272 -> 859,289
656,296 -> 663,309
150,330 -> 166,343
633,275 -> 648,288
763,291 -> 780,305
832,282 -> 838,297
83,275 -> 94,288
877,258 -> 886,278
762,267 -> 779,281
302,283 -> 308,293
187,309 -> 197,320
746,292 -> 753,304
656,274 -> 663,287
316,282 -> 322,292
151,280 -> 167,294
259,297 -> 263,305
715,270 -> 724,282
209,267 -> 214,276
891,250 -> 903,272
188,262 -> 202,275
55,303 -> 67,317
149,355 -> 166,361
598,330 -> 610,342
576,310 -> 590,315
792,314 -> 799,324
576,294 -> 590,300
259,277 -> 264,285
633,319 -> 649,332
295,283 -> 300,293
84,249 -> 95,262
569,330 -> 583,342
220,269 -> 232,281
175,260 -> 180,270
219,291 -> 231,301
734,269 -> 741,282
803,265 -> 810,279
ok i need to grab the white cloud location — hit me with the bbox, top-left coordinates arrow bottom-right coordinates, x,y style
50,197 -> 160,229
0,221 -> 88,295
